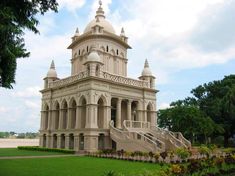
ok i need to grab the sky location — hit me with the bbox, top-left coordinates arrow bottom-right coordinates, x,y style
0,0 -> 235,132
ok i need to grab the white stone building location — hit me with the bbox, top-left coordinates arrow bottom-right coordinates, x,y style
39,1 -> 191,152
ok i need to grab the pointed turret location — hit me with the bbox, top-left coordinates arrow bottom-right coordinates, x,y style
47,60 -> 57,78
139,59 -> 155,88
120,27 -> 125,37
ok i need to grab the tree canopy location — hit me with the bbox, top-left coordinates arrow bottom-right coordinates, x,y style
0,0 -> 58,88
158,75 -> 235,147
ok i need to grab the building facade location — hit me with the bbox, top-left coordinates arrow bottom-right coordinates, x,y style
39,1 -> 191,152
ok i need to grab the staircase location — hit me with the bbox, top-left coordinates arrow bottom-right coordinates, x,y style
110,120 -> 191,152
109,121 -> 165,153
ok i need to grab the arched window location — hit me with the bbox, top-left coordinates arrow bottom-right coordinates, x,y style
78,49 -> 81,55
116,49 -> 119,55
87,46 -> 89,52
106,46 -> 109,52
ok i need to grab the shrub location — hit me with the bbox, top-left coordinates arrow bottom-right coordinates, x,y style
154,153 -> 160,161
199,145 -> 211,157
175,148 -> 190,160
17,146 -> 75,154
160,152 -> 167,159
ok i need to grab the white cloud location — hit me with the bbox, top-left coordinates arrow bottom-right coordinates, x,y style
158,103 -> 170,110
0,106 -> 9,113
25,100 -> 40,109
12,86 -> 41,98
58,0 -> 86,12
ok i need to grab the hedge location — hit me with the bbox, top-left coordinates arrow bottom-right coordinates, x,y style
17,146 -> 75,154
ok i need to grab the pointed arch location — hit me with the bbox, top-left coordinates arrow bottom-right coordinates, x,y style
53,101 -> 60,130
43,103 -> 49,130
69,98 -> 77,129
147,102 -> 154,123
79,95 -> 87,128
97,97 -> 105,128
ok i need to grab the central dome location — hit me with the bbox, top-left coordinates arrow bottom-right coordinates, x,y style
83,1 -> 115,34
84,18 -> 115,34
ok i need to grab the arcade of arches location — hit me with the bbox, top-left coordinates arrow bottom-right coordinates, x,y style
40,96 -> 155,150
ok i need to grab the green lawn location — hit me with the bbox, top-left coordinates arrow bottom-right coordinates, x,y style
0,156 -> 166,176
0,148 -> 68,157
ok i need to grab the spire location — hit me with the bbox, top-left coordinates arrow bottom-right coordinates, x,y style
50,60 -> 55,69
75,27 -> 79,34
144,59 -> 149,68
95,0 -> 105,19
120,27 -> 125,36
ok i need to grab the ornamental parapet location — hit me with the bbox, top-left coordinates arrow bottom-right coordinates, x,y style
49,71 -> 150,89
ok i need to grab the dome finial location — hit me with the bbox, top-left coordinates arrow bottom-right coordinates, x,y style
96,0 -> 105,19
99,0 -> 102,7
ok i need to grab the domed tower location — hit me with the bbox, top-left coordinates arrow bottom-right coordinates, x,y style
68,0 -> 131,77
84,45 -> 104,77
44,60 -> 58,89
139,59 -> 155,89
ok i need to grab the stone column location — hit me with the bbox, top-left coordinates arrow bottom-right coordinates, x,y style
104,105 -> 111,129
127,100 -> 132,121
67,108 -> 72,129
84,135 -> 98,152
47,110 -> 52,130
40,111 -> 45,130
65,135 -> 70,149
116,98 -> 121,128
85,104 -> 98,128
57,135 -> 61,148
75,106 -> 81,129
46,135 -> 52,148
74,134 -> 79,151
58,109 -> 63,129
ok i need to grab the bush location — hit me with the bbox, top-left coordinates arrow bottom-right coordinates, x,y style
199,145 -> 211,157
17,146 -> 75,154
175,148 -> 191,160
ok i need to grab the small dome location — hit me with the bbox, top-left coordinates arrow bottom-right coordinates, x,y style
141,59 -> 152,76
86,50 -> 101,63
47,69 -> 57,78
47,60 -> 57,78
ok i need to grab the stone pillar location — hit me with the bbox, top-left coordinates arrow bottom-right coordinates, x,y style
47,110 -> 52,130
57,135 -> 61,148
67,108 -> 72,129
127,100 -> 132,121
75,106 -> 81,129
84,135 -> 98,152
46,135 -> 52,148
116,98 -> 121,128
65,135 -> 70,149
40,111 -> 45,130
85,104 -> 98,128
74,134 -> 79,151
104,105 -> 111,129
59,109 -> 63,129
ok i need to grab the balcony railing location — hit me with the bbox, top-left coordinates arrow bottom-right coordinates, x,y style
48,70 -> 150,89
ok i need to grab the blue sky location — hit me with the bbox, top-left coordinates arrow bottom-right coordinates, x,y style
0,0 -> 235,132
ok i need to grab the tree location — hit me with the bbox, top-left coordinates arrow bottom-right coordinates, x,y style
157,104 -> 217,144
0,0 -> 58,88
191,75 -> 235,147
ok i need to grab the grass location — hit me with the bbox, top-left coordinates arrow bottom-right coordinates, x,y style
0,156 -> 166,176
0,148 -> 69,157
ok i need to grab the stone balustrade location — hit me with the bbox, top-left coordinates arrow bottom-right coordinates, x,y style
48,70 -> 150,89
